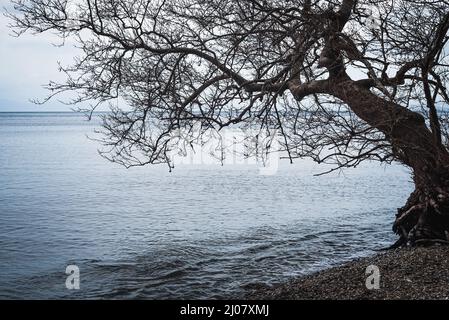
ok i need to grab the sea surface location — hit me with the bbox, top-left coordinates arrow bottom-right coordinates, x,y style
0,112 -> 413,299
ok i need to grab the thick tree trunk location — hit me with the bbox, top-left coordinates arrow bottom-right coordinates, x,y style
329,74 -> 449,246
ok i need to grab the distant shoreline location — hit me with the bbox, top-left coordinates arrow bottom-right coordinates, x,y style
247,246 -> 449,300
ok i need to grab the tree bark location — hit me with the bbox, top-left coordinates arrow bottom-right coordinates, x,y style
329,74 -> 449,246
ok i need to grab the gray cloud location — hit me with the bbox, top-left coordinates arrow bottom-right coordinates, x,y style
0,0 -> 78,111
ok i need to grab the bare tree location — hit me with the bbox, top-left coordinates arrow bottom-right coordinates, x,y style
6,0 -> 449,247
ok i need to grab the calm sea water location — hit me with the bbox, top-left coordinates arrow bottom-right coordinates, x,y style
0,112 -> 413,299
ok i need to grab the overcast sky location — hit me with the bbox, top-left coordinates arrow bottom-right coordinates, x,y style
0,0 -> 369,113
0,0 -> 79,112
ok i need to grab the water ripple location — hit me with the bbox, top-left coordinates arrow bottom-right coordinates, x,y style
0,113 -> 412,299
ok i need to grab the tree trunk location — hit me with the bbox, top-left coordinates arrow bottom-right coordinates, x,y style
329,74 -> 449,246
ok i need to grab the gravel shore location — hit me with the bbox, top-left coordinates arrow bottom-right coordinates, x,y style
247,246 -> 449,300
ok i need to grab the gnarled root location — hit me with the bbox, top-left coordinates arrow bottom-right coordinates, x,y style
392,187 -> 449,247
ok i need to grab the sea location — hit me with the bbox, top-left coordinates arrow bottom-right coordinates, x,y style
0,112 -> 413,299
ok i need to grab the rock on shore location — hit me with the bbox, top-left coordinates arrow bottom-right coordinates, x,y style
247,246 -> 449,300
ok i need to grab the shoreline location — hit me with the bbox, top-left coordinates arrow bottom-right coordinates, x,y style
246,246 -> 449,300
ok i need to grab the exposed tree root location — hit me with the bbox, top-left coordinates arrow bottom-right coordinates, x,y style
390,186 -> 449,248
414,239 -> 449,246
